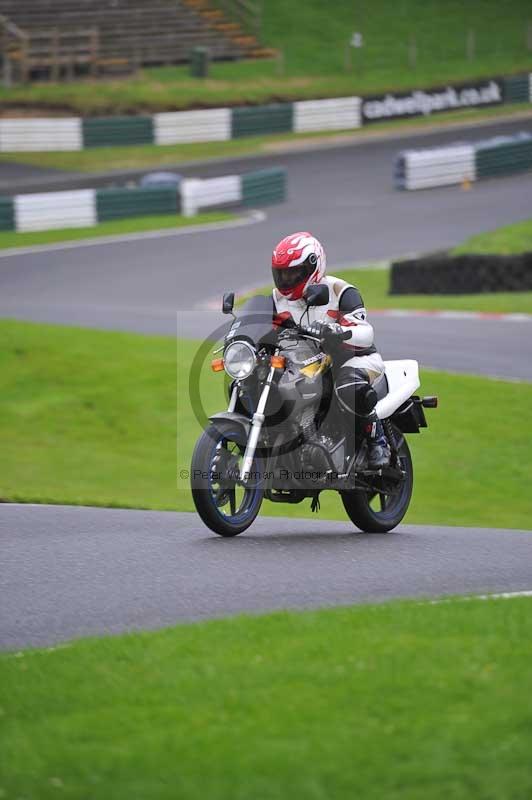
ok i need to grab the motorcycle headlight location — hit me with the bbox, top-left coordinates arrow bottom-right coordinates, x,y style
224,340 -> 256,380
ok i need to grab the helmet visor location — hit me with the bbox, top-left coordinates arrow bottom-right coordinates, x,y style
272,259 -> 316,292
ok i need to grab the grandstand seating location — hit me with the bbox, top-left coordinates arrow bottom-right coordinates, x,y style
0,0 -> 272,79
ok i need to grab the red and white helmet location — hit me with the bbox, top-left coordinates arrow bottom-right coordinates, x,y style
271,231 -> 326,301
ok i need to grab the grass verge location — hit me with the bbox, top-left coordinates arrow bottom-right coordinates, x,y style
452,217 -> 532,255
0,212 -> 234,250
1,320 -> 531,529
1,596 -> 532,798
0,0 -> 530,114
1,102 -> 531,173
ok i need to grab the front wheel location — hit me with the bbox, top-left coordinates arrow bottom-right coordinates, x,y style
190,424 -> 263,536
341,426 -> 413,533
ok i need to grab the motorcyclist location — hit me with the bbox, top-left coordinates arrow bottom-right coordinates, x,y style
271,231 -> 391,469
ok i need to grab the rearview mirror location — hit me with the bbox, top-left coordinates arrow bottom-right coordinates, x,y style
222,292 -> 235,315
304,283 -> 329,307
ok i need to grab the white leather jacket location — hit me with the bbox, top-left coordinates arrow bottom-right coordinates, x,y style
272,275 -> 376,357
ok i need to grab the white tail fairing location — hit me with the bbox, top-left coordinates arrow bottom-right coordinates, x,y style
375,359 -> 420,419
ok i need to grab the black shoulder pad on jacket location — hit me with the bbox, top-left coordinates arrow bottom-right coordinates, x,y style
339,287 -> 364,313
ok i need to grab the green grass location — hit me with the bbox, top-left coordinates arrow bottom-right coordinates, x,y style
0,0 -> 530,115
0,211 -> 234,250
1,320 -> 531,529
452,218 -> 532,255
1,102 -> 531,172
1,596 -> 532,798
0,133 -> 270,172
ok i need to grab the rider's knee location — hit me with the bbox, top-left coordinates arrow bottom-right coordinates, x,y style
335,367 -> 377,416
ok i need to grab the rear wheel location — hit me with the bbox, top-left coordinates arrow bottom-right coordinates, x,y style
341,426 -> 413,533
191,424 -> 263,536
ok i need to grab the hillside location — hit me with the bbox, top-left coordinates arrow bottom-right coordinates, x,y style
0,0 -> 530,114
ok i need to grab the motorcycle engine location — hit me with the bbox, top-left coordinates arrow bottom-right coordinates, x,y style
300,430 -> 346,478
298,411 -> 336,478
300,442 -> 331,477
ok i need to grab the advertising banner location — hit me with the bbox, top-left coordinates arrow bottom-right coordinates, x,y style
361,78 -> 503,123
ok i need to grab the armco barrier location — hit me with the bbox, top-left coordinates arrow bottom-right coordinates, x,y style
395,131 -> 532,190
0,72 -> 529,153
390,253 -> 532,295
0,166 -> 286,232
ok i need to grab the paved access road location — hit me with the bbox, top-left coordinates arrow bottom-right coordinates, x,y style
2,504 -> 532,650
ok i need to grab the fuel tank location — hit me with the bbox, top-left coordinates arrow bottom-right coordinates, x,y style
265,336 -> 333,426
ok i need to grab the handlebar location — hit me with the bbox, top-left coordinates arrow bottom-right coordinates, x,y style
298,324 -> 352,341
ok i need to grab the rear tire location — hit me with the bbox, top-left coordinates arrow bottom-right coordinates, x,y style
341,426 -> 413,533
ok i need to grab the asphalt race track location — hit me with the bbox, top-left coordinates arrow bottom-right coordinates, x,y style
1,118 -> 532,380
2,505 -> 532,650
1,120 -> 532,650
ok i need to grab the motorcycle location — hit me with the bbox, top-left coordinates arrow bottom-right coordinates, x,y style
191,283 -> 437,536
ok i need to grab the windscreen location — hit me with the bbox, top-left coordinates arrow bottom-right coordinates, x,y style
225,294 -> 276,347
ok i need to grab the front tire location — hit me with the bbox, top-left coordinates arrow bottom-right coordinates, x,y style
191,424 -> 263,536
341,426 -> 413,533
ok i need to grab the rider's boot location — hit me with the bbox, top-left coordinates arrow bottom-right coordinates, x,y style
365,413 -> 391,470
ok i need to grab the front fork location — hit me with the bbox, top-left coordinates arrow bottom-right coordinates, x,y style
240,360 -> 278,481
227,384 -> 238,413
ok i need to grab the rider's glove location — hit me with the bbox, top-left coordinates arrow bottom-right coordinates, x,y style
321,322 -> 345,353
307,321 -> 344,350
305,320 -> 329,339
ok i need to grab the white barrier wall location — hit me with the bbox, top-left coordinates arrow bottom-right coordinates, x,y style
0,118 -> 83,152
293,97 -> 362,133
15,189 -> 97,232
398,145 -> 476,190
180,175 -> 241,217
154,108 -> 231,145
2,167 -> 285,232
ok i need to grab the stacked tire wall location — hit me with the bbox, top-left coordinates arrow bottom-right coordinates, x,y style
390,253 -> 532,295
